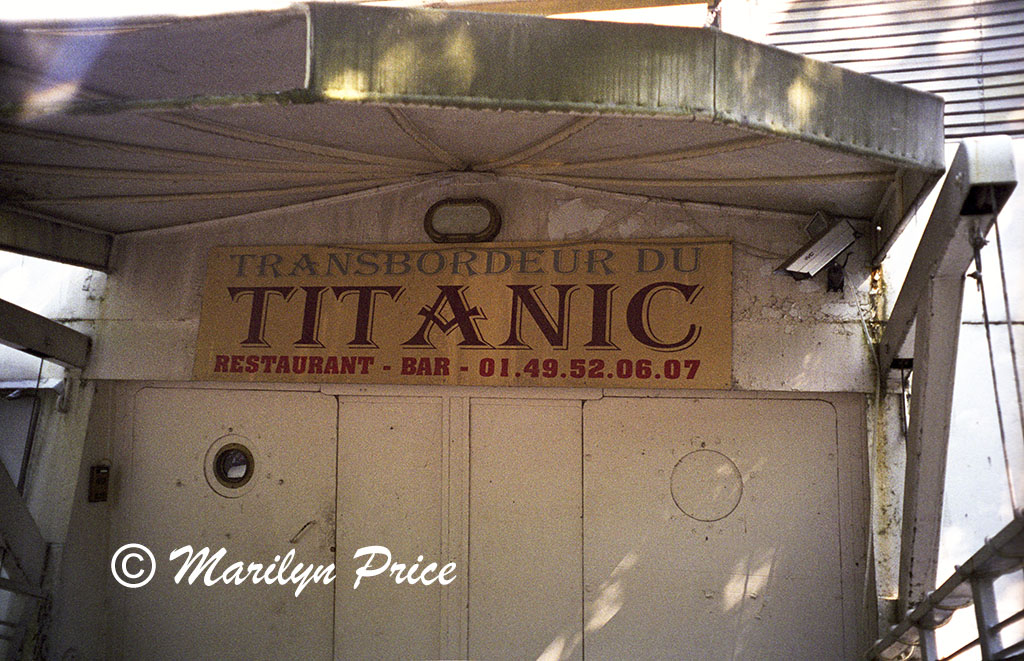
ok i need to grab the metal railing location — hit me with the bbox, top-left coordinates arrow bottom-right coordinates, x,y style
868,510 -> 1024,660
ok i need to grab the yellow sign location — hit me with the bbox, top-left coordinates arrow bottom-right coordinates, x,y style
193,240 -> 732,389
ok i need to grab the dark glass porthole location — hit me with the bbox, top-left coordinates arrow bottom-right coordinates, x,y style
212,443 -> 254,489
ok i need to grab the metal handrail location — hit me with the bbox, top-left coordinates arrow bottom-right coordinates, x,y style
868,509 -> 1024,660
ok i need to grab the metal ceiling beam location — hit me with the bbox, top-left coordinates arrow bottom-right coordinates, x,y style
897,274 -> 965,616
870,511 -> 1024,659
0,298 -> 91,369
0,206 -> 111,272
881,136 -> 1018,616
871,167 -> 940,265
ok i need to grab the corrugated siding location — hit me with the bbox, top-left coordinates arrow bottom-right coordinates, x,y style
762,0 -> 1024,138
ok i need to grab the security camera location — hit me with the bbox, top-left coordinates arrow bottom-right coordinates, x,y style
775,211 -> 858,280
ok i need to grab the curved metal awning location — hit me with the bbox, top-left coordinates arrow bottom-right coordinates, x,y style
0,3 -> 944,271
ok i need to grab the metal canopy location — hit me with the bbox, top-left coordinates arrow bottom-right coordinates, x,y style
0,3 -> 945,269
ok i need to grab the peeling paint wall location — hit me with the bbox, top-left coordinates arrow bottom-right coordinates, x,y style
88,173 -> 878,394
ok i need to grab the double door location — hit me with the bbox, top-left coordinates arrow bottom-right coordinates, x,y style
333,393 -> 857,660
123,387 -> 862,660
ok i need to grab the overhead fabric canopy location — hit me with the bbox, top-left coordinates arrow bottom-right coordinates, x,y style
0,2 -> 945,270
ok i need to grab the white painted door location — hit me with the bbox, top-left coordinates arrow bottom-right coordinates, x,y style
123,387 -> 337,660
332,395 -> 583,660
468,399 -> 583,660
125,389 -> 862,660
582,397 -> 853,660
334,396 -> 446,660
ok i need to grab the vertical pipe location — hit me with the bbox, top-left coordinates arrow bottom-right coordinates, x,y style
919,627 -> 939,661
972,576 -> 1002,659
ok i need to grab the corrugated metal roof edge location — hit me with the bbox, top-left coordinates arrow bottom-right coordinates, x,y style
711,29 -> 945,173
307,4 -> 947,172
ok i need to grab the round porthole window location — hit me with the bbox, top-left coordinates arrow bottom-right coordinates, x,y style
204,435 -> 258,498
213,444 -> 253,488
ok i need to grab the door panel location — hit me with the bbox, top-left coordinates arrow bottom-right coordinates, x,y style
126,388 -> 336,661
335,396 -> 445,660
468,399 -> 583,660
583,397 -> 846,660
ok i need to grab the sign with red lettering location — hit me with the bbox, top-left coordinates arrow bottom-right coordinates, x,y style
193,240 -> 732,388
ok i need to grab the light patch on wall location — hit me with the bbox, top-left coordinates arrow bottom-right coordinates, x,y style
547,198 -> 608,240
20,82 -> 80,120
444,27 -> 477,93
659,221 -> 695,237
586,578 -> 624,632
787,76 -> 812,128
380,40 -> 418,90
721,553 -> 772,612
585,550 -> 639,632
536,635 -> 567,661
378,23 -> 477,95
617,215 -> 644,238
